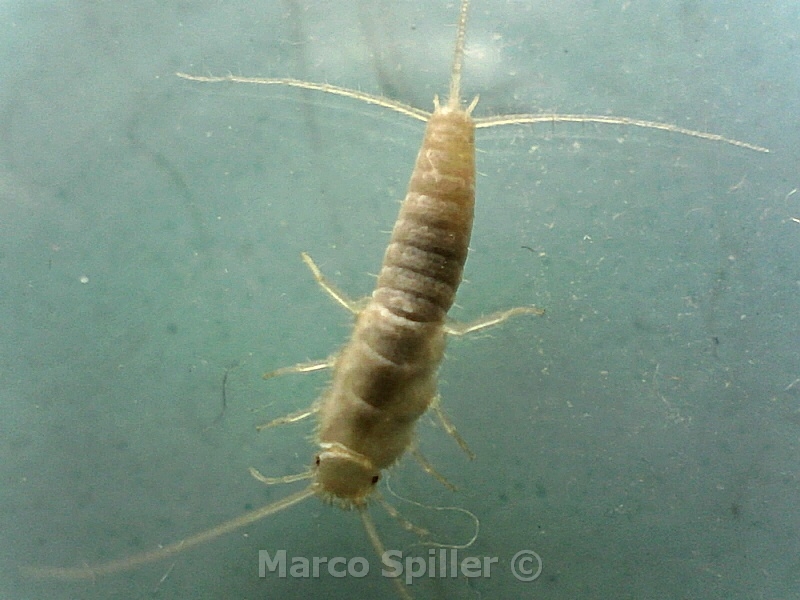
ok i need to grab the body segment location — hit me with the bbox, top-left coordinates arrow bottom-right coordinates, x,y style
316,107 -> 476,502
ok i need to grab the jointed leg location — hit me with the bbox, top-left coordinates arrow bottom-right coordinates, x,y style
256,405 -> 319,431
444,305 -> 544,336
258,253 -> 356,431
248,466 -> 313,485
259,357 -> 329,430
411,448 -> 457,490
373,491 -> 430,538
263,357 -> 333,380
430,397 -> 475,460
261,356 -> 331,431
361,507 -> 415,600
380,478 -> 481,550
301,252 -> 367,314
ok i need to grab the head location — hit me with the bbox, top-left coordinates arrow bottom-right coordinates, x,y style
314,442 -> 380,507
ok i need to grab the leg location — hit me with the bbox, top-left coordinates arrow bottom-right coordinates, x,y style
373,492 -> 430,538
380,478 -> 481,550
248,466 -> 313,485
259,357 -> 330,429
263,357 -> 333,380
444,305 -> 544,336
360,507 -> 416,600
301,252 -> 368,314
411,447 -> 457,491
259,257 -> 348,430
256,405 -> 319,431
430,397 -> 475,460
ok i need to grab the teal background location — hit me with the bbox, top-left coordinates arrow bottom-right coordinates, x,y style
1,1 -> 796,598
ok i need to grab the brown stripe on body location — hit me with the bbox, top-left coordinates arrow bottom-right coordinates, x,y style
377,108 -> 476,321
317,107 -> 475,469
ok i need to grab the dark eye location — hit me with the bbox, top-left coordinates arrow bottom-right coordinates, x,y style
371,475 -> 380,485
315,455 -> 321,466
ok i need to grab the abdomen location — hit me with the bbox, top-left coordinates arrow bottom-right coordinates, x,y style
317,107 -> 475,470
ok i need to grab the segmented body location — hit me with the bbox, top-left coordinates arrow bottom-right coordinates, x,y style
316,105 -> 475,503
27,0 -> 766,591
